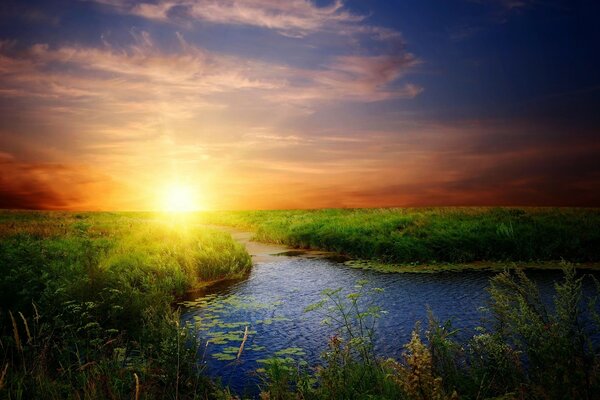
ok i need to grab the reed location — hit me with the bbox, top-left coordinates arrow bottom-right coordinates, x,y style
237,326 -> 249,360
0,363 -> 8,391
18,312 -> 32,344
8,311 -> 21,353
134,372 -> 140,400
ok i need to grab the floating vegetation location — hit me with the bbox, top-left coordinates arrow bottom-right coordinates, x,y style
256,351 -> 309,374
212,353 -> 237,361
183,293 -> 306,367
274,347 -> 306,357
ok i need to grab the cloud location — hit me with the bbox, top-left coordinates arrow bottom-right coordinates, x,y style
92,0 -> 366,38
451,0 -> 542,40
0,28 -> 419,209
0,154 -> 119,210
0,31 -> 420,120
237,119 -> 600,208
356,154 -> 600,208
469,0 -> 533,11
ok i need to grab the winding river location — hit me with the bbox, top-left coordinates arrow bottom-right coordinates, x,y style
180,228 -> 598,396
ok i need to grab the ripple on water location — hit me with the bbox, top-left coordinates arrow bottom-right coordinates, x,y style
181,256 -> 598,396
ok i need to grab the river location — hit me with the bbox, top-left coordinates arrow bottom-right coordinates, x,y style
180,228 -> 598,396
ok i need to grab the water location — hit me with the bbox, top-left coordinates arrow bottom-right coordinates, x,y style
180,232 -> 598,396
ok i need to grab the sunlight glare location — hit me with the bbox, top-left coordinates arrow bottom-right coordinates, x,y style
160,185 -> 200,212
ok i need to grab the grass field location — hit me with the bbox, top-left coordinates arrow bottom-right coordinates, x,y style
199,207 -> 600,269
0,211 -> 251,399
2,209 -> 600,399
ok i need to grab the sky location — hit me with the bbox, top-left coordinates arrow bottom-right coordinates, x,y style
0,0 -> 599,210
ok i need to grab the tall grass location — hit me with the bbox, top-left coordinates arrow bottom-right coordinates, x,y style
200,208 -> 600,265
259,265 -> 600,399
0,211 -> 251,399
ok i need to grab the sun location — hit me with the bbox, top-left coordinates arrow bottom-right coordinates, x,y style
160,185 -> 200,212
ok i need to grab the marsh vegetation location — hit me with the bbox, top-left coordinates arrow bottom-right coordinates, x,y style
256,267 -> 600,399
199,208 -> 600,270
1,210 -> 600,399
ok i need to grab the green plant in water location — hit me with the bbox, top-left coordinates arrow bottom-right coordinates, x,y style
304,280 -> 384,366
384,323 -> 459,400
258,266 -> 600,400
259,280 -> 404,399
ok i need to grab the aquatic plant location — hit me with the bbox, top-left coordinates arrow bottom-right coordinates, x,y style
258,266 -> 600,399
259,281 -> 405,399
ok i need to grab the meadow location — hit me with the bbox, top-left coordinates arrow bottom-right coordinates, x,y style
199,207 -> 600,270
0,211 -> 251,399
2,209 -> 600,400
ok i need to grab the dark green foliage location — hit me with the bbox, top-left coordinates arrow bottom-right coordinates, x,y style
474,266 -> 600,399
2,210 -> 600,399
200,207 -> 600,264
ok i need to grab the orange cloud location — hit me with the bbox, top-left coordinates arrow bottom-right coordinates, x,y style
0,31 -> 419,113
0,152 -> 124,210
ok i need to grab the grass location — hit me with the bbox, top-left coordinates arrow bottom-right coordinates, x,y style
2,209 -> 600,399
198,207 -> 600,270
0,211 -> 251,399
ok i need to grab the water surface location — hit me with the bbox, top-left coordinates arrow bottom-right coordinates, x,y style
181,232 -> 597,395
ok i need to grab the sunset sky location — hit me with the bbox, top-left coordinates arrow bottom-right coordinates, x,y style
0,0 -> 599,210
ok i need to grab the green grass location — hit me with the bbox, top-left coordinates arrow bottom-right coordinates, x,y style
2,209 -> 600,399
199,207 -> 600,268
0,211 -> 251,399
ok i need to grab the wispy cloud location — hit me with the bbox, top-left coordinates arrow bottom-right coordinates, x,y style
0,23 -> 421,209
469,0 -> 533,11
451,0 -> 542,40
92,0 -> 365,38
0,30 -> 419,115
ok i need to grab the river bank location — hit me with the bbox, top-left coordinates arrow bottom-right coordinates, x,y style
0,211 -> 251,399
198,214 -> 600,273
3,210 -> 600,399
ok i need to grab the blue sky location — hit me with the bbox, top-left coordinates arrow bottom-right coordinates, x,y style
0,0 -> 598,209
